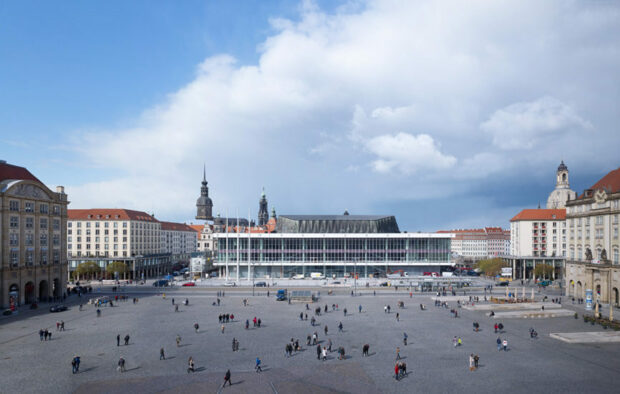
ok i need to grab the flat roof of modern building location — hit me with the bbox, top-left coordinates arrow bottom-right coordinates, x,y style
213,232 -> 452,239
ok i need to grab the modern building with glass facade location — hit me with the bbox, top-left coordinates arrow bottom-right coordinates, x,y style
213,232 -> 452,280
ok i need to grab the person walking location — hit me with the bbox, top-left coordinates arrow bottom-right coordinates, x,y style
396,313 -> 400,322
255,357 -> 262,372
187,357 -> 195,373
322,346 -> 327,361
453,336 -> 458,348
457,337 -> 462,347
469,354 -> 475,371
223,369 -> 232,387
327,338 -> 332,352
324,325 -> 328,335
118,357 -> 126,372
124,335 -> 130,346
160,347 -> 166,360
338,322 -> 343,332
194,323 -> 200,333
71,356 -> 79,374
474,354 -> 479,368
403,332 -> 408,346
176,335 -> 182,347
394,363 -> 400,380
396,347 -> 401,360
117,334 -> 120,347
503,339 -> 508,351
363,344 -> 369,356
496,337 -> 501,351
316,344 -> 322,360
359,305 -> 362,313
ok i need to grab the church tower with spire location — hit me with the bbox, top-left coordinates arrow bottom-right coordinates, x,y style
196,166 -> 213,220
546,161 -> 576,209
258,187 -> 269,226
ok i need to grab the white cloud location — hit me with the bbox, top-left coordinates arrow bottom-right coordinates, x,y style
63,0 -> 620,225
366,133 -> 456,174
481,96 -> 593,150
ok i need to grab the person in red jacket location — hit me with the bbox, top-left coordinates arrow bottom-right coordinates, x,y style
394,363 -> 400,380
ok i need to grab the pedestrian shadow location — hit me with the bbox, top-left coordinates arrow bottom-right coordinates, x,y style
397,356 -> 408,360
126,366 -> 141,372
179,344 -> 192,347
367,352 -> 377,357
80,366 -> 97,373
165,356 -> 176,360
195,366 -> 206,372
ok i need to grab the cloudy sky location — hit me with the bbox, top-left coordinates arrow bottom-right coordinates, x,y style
1,0 -> 619,231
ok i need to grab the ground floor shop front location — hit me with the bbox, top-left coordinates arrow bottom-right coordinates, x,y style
1,265 -> 65,309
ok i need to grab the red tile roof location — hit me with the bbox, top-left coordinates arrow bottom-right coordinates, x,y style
581,167 -> 620,197
68,209 -> 159,222
0,162 -> 42,183
510,209 -> 566,222
160,221 -> 195,232
188,225 -> 204,233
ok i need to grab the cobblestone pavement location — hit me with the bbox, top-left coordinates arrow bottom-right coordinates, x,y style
1,287 -> 620,394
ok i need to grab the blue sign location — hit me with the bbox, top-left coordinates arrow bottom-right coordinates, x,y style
585,289 -> 593,310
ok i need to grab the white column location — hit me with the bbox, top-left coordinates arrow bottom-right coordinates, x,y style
236,211 -> 240,282
247,209 -> 251,282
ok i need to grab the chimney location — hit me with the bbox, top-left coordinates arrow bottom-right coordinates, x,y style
56,186 -> 65,194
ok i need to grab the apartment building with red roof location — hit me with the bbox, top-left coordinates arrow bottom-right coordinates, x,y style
67,209 -> 197,280
436,228 -> 510,260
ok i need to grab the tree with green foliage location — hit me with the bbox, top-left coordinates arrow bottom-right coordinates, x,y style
475,258 -> 508,277
75,261 -> 101,280
534,264 -> 552,280
106,261 -> 128,279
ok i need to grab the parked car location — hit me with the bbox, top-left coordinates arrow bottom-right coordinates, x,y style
153,280 -> 169,287
223,282 -> 237,287
182,282 -> 196,287
255,282 -> 267,287
49,305 -> 68,313
496,281 -> 510,287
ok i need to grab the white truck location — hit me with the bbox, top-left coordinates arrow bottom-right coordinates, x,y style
310,272 -> 325,280
292,274 -> 305,280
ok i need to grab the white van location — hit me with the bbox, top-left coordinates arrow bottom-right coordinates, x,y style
292,274 -> 305,280
310,272 -> 325,280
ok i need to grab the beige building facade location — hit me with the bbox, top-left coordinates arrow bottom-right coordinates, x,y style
565,167 -> 620,305
1,161 -> 68,308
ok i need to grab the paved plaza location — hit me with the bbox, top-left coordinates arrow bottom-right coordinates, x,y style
1,285 -> 620,394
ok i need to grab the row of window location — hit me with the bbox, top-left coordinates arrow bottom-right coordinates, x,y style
7,233 -> 61,246
8,200 -> 61,215
9,216 -> 61,230
69,221 -> 159,230
8,249 -> 61,266
69,244 -> 127,250
567,200 -> 620,214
